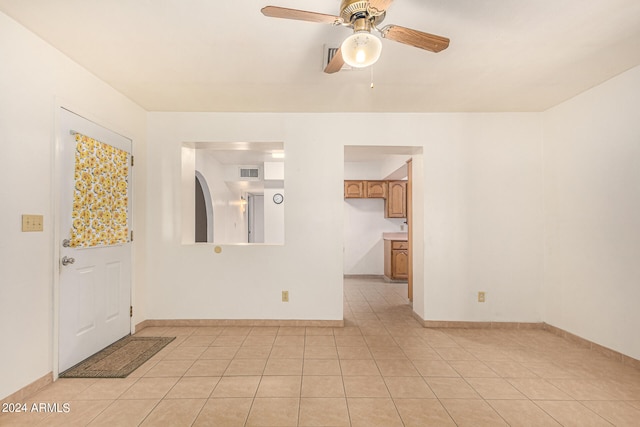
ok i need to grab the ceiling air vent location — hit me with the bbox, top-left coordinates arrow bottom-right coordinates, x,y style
323,45 -> 352,71
240,168 -> 259,178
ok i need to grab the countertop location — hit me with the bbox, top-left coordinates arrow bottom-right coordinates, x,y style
382,232 -> 408,241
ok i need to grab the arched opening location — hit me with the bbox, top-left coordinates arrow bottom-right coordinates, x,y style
195,171 -> 214,242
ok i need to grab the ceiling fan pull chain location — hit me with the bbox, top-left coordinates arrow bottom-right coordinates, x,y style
370,66 -> 375,89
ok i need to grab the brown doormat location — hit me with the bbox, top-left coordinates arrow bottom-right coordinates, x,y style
60,335 -> 175,378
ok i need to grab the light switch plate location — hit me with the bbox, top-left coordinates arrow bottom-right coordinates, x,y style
22,214 -> 44,232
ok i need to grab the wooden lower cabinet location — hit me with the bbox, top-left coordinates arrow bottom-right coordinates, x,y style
384,240 -> 409,281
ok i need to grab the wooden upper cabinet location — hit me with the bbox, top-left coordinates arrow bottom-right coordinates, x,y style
344,180 -> 365,198
345,180 -> 387,198
366,181 -> 387,198
344,180 -> 404,218
386,181 -> 407,218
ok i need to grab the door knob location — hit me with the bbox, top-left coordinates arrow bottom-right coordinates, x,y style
61,256 -> 75,266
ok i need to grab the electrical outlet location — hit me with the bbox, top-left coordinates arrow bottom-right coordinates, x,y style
22,214 -> 44,232
478,291 -> 486,303
282,291 -> 289,302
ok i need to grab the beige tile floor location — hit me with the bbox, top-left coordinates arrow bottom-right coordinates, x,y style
2,277 -> 640,426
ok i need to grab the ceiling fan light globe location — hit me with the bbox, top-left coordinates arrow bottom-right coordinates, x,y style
340,31 -> 382,68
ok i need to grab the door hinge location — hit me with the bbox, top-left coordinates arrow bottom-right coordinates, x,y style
130,155 -> 134,167
130,230 -> 134,242
130,306 -> 133,317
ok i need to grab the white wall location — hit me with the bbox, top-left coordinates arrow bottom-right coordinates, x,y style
264,161 -> 284,180
147,113 -> 344,320
181,147 -> 196,243
263,162 -> 285,244
0,12 -> 147,400
421,114 -> 544,323
343,161 -> 407,275
146,112 -> 543,326
543,65 -> 640,360
263,187 -> 285,244
344,198 -> 405,275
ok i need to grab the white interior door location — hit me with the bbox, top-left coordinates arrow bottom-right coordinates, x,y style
58,108 -> 132,372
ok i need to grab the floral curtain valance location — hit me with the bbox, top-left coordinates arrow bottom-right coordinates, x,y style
70,133 -> 129,248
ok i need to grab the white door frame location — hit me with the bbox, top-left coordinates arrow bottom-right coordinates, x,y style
52,102 -> 134,379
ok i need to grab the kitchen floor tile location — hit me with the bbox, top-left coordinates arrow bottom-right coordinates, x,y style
346,397 -> 403,427
343,375 -> 390,397
384,376 -> 436,398
534,400 -> 613,426
192,398 -> 252,426
245,397 -> 299,427
394,398 -> 456,427
139,398 -> 205,427
440,398 -> 508,426
299,398 -> 350,426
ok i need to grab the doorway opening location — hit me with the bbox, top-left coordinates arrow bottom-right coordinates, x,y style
247,193 -> 265,243
343,145 -> 424,327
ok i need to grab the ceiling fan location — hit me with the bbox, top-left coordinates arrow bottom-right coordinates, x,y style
261,0 -> 450,74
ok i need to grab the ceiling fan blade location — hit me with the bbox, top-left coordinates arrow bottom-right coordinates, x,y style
261,6 -> 342,24
324,48 -> 345,74
381,25 -> 450,52
368,0 -> 394,14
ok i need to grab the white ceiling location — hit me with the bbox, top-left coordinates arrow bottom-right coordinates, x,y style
2,0 -> 640,112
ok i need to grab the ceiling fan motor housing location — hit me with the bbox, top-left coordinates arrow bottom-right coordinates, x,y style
340,0 -> 386,26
